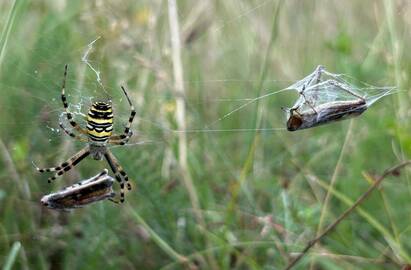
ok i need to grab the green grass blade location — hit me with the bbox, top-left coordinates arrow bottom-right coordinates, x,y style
2,241 -> 21,270
314,177 -> 411,263
127,206 -> 189,265
0,0 -> 20,73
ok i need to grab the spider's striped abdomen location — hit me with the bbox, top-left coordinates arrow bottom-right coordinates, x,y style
87,102 -> 113,143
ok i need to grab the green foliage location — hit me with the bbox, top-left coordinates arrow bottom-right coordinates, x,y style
0,0 -> 410,269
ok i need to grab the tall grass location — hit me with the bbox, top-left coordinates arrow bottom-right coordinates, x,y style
0,1 -> 410,269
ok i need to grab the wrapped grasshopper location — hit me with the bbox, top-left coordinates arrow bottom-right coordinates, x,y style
286,99 -> 367,131
41,169 -> 115,210
285,66 -> 393,131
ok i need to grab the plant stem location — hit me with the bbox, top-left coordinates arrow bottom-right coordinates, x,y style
284,160 -> 411,270
167,0 -> 202,225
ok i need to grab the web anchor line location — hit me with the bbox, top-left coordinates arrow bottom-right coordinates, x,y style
171,127 -> 286,133
81,36 -> 111,98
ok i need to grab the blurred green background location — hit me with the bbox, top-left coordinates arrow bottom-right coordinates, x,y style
0,0 -> 410,269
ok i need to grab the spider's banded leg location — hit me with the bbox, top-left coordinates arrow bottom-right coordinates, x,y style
108,140 -> 129,146
34,147 -> 87,173
108,132 -> 134,145
59,121 -> 88,142
48,147 -> 90,183
35,147 -> 90,182
104,151 -> 131,203
108,132 -> 133,145
106,151 -> 131,190
120,86 -> 136,137
104,152 -> 126,203
61,64 -> 87,135
108,86 -> 136,144
108,197 -> 121,204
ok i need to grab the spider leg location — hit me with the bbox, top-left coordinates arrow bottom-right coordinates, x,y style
106,150 -> 132,189
104,150 -> 132,203
47,148 -> 90,183
108,197 -> 121,204
108,86 -> 136,145
104,153 -> 126,203
61,64 -> 88,135
35,147 -> 89,173
108,132 -> 134,145
59,121 -> 88,142
35,147 -> 90,182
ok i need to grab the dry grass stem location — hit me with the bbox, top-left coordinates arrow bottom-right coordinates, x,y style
167,0 -> 202,226
284,160 -> 411,270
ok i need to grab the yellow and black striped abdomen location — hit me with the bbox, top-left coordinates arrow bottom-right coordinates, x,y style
87,102 -> 113,143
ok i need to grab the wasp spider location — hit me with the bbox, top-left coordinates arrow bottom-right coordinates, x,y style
36,64 -> 136,203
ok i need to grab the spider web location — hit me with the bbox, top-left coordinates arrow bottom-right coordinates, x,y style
0,3 -> 407,267
181,66 -> 395,134
0,0 -> 398,175
0,0 -> 396,146
284,65 -> 395,116
3,1 -> 295,210
41,1 -> 292,144
35,36 -> 396,145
